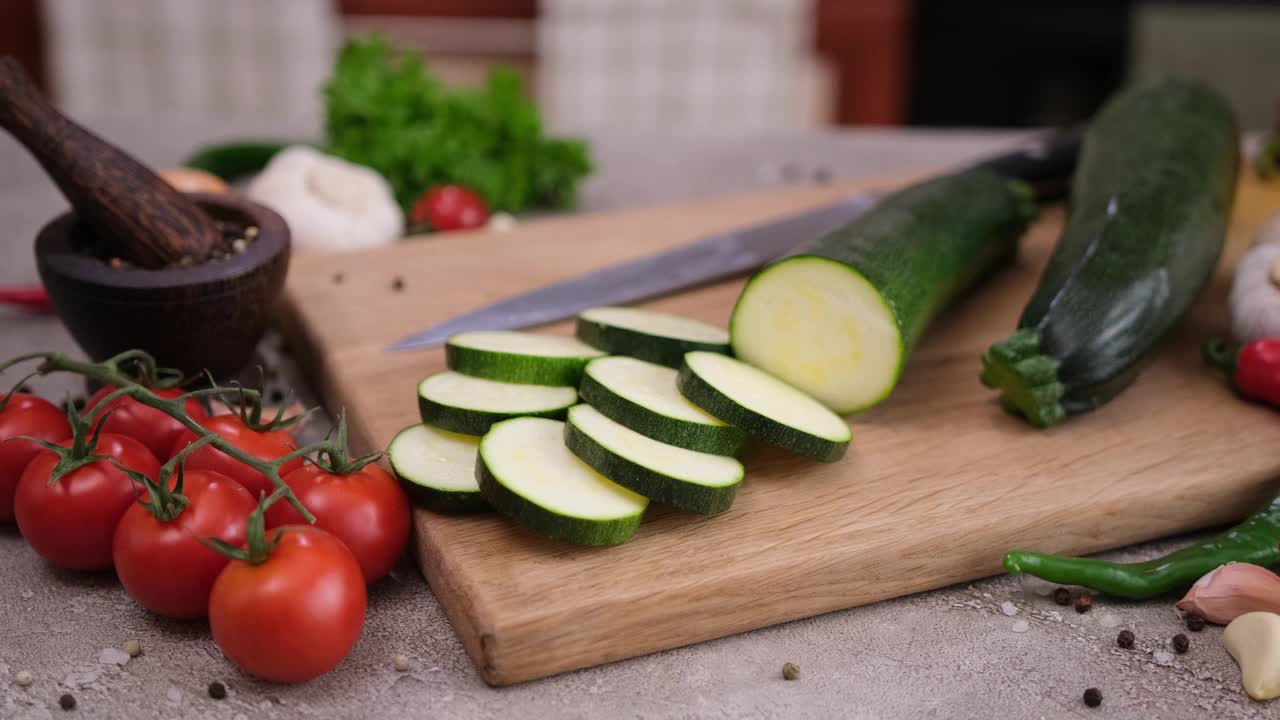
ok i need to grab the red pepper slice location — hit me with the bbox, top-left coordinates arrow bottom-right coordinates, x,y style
0,284 -> 53,313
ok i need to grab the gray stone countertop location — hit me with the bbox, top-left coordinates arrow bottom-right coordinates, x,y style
0,114 -> 1267,719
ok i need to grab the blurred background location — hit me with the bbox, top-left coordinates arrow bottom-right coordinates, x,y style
1,0 -> 1277,134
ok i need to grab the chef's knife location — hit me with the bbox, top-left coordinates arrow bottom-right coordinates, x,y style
388,129 -> 1083,351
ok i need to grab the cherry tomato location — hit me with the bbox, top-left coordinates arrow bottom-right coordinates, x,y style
410,184 -> 489,232
14,434 -> 160,570
266,463 -> 410,583
113,469 -> 256,619
0,394 -> 70,522
169,415 -> 302,499
86,386 -> 208,461
210,526 -> 366,683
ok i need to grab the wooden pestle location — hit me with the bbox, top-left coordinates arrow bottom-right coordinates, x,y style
0,56 -> 219,268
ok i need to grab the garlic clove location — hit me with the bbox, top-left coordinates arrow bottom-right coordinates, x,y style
1177,563 -> 1280,625
1224,612 -> 1280,701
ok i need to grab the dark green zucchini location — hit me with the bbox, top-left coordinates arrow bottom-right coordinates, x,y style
981,77 -> 1240,427
731,170 -> 1036,413
183,141 -> 297,182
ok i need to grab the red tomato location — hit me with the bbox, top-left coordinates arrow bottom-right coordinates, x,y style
266,463 -> 410,583
410,184 -> 489,232
86,386 -> 208,461
169,415 -> 301,499
113,469 -> 256,619
0,394 -> 70,522
14,434 -> 159,570
210,526 -> 366,683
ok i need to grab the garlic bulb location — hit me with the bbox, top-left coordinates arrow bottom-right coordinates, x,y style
246,146 -> 403,254
1229,211 -> 1280,344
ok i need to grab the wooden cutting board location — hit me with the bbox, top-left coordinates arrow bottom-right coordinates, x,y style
279,170 -> 1280,687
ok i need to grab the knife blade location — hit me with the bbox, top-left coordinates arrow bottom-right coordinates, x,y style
388,129 -> 1083,351
386,193 -> 880,351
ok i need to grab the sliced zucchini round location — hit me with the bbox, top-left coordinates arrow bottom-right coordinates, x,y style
576,306 -> 731,368
445,330 -> 605,386
387,424 -> 488,513
564,404 -> 742,515
418,372 -> 577,435
677,351 -> 851,462
477,417 -> 648,546
578,356 -> 748,456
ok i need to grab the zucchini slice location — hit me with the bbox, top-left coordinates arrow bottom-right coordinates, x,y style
387,424 -> 487,513
445,331 -> 605,386
418,372 -> 577,435
564,404 -> 743,515
576,306 -> 731,368
730,170 -> 1035,414
477,417 -> 648,546
677,351 -> 851,462
578,356 -> 748,456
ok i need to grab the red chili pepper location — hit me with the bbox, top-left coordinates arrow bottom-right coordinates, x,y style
1204,337 -> 1280,406
0,284 -> 53,313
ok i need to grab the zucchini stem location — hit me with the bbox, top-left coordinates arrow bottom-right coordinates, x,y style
979,328 -> 1066,427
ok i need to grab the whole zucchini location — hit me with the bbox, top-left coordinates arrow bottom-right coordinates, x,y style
981,77 -> 1239,427
731,170 -> 1037,414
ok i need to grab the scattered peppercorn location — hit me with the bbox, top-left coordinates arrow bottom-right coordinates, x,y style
1185,614 -> 1207,632
393,654 -> 410,672
268,389 -> 285,404
1083,687 -> 1102,708
391,277 -> 405,292
207,681 -> 227,700
1116,630 -> 1135,649
123,639 -> 142,657
812,167 -> 833,185
14,670 -> 33,687
1053,588 -> 1072,606
782,662 -> 800,681
1172,634 -> 1190,654
1074,594 -> 1093,614
59,693 -> 76,710
333,272 -> 344,285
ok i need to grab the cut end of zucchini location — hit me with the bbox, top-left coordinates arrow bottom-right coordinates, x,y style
388,424 -> 488,513
678,351 -> 851,463
418,372 -> 577,435
577,306 -> 731,367
478,417 -> 648,546
446,331 -> 604,386
980,329 -> 1067,428
730,256 -> 902,414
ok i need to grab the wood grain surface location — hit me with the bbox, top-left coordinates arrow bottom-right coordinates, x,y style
280,171 -> 1280,686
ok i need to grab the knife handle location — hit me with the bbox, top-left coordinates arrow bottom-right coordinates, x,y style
963,127 -> 1084,203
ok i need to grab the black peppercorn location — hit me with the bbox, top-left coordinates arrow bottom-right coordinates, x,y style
1172,633 -> 1190,654
333,272 -> 344,284
59,693 -> 76,710
1074,593 -> 1093,614
1185,614 -> 1207,632
1083,687 -> 1102,707
392,277 -> 405,292
1053,588 -> 1071,606
1116,629 -> 1135,649
208,681 -> 227,700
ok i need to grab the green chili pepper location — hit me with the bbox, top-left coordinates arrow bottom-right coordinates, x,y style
1004,491 -> 1280,599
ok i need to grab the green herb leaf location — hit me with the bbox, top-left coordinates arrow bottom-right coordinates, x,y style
323,35 -> 593,216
